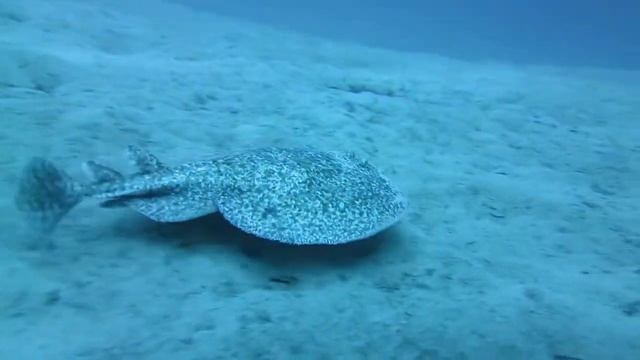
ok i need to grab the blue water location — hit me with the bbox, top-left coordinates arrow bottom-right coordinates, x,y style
181,0 -> 640,69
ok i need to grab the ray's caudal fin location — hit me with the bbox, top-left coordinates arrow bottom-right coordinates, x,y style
14,157 -> 84,233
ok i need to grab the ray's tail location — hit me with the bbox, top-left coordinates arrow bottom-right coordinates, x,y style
14,157 -> 84,233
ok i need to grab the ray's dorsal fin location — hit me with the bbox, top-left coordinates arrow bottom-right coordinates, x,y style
83,160 -> 124,183
127,145 -> 166,174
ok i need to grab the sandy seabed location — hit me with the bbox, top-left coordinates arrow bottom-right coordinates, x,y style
0,1 -> 638,359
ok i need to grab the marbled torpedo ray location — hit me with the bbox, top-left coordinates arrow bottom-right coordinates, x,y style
15,145 -> 407,245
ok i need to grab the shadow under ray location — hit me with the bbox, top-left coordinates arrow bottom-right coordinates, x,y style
110,211 -> 403,270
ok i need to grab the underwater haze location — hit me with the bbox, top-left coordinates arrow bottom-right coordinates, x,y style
181,0 -> 640,69
1,0 -> 639,359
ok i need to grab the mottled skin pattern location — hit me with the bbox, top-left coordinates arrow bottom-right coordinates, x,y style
212,148 -> 407,244
15,146 -> 407,245
90,158 -> 223,222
